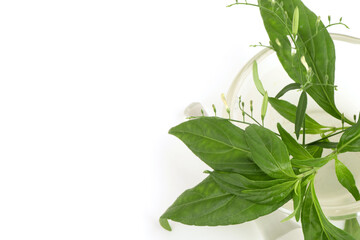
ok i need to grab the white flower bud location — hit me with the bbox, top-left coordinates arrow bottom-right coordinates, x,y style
221,93 -> 230,113
300,56 -> 309,72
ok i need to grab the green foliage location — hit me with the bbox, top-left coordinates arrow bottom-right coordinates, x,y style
258,0 -> 346,123
209,171 -> 295,204
306,145 -> 324,158
161,0 -> 360,238
160,176 -> 290,228
291,155 -> 334,168
245,124 -> 296,179
168,117 -> 265,178
335,158 -> 360,201
301,181 -> 355,240
292,179 -> 304,221
269,97 -> 326,132
277,123 -> 312,160
338,118 -> 360,153
275,83 -> 301,99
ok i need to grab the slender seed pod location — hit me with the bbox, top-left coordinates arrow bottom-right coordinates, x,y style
250,100 -> 253,117
212,104 -> 217,116
221,93 -> 230,118
292,7 -> 299,36
261,91 -> 269,126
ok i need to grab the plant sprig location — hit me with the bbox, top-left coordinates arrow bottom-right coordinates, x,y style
160,1 -> 360,239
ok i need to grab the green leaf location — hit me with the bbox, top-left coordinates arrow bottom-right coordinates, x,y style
258,0 -> 344,122
275,83 -> 301,99
293,179 -> 304,221
239,180 -> 296,204
311,182 -> 355,240
277,123 -> 313,160
301,184 -> 327,239
295,91 -> 307,139
253,60 -> 266,96
269,97 -> 325,132
309,141 -> 338,149
160,176 -> 290,227
301,181 -> 355,240
344,218 -> 360,239
209,171 -> 286,190
169,117 -> 265,178
306,145 -> 323,158
209,171 -> 295,204
245,124 -> 296,179
338,118 -> 360,153
282,179 -> 303,222
335,158 -> 360,201
291,154 -> 334,168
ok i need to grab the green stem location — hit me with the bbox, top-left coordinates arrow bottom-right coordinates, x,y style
297,168 -> 317,179
307,129 -> 346,146
239,102 -> 262,126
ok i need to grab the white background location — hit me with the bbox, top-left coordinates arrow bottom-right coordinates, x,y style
0,0 -> 359,239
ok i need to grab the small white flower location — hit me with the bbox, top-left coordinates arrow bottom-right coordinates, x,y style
287,35 -> 297,56
275,38 -> 282,47
300,56 -> 310,72
316,16 -> 321,25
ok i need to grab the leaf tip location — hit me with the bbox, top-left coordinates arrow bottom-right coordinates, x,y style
168,127 -> 176,135
159,217 -> 172,231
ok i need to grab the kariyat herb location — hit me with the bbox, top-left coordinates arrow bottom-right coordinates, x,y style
160,0 -> 360,239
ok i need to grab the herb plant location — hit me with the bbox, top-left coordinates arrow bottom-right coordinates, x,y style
160,0 -> 360,239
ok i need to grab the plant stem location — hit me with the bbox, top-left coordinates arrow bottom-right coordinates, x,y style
307,129 -> 346,146
239,101 -> 262,126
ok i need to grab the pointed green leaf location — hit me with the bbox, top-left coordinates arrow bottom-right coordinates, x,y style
282,179 -> 303,223
338,118 -> 360,153
301,181 -> 355,240
291,154 -> 334,168
335,158 -> 360,201
275,83 -> 301,99
209,171 -> 285,190
239,180 -> 296,204
209,171 -> 295,204
245,124 -> 296,179
253,60 -> 266,96
295,91 -> 307,139
306,145 -> 323,158
310,141 -> 338,149
277,123 -> 313,160
169,117 -> 265,178
160,176 -> 290,227
258,0 -> 345,122
309,181 -> 355,240
301,184 -> 327,239
293,179 -> 304,221
269,97 -> 325,131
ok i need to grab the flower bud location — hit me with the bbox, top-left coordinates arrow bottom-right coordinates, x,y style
212,104 -> 217,116
301,56 -> 310,72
